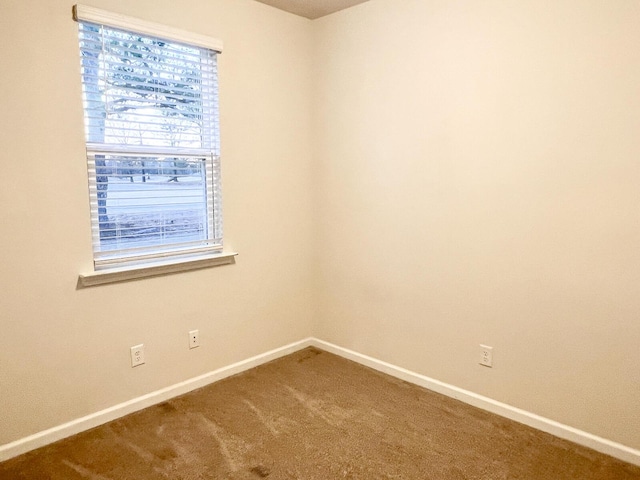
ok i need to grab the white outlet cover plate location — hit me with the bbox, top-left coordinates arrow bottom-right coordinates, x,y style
130,344 -> 145,367
479,344 -> 493,367
189,330 -> 199,349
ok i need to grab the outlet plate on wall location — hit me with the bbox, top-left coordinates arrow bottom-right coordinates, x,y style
479,344 -> 493,367
130,344 -> 145,367
189,330 -> 200,349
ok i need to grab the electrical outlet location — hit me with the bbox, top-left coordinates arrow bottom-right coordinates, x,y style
479,344 -> 493,367
189,330 -> 200,349
130,344 -> 145,367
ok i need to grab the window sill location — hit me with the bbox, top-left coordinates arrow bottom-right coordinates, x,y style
77,252 -> 237,288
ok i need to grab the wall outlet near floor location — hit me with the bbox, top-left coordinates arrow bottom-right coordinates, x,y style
479,344 -> 493,367
189,330 -> 200,349
130,344 -> 145,367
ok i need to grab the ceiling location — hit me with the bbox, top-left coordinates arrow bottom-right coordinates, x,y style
253,0 -> 370,19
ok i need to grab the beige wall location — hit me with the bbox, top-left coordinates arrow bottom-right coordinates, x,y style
2,0 -> 639,455
0,0 -> 314,444
313,0 -> 640,449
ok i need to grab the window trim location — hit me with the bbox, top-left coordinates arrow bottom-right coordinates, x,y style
78,252 -> 238,288
73,5 -> 223,53
73,5 -> 234,284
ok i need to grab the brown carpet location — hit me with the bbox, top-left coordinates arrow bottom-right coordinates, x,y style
1,347 -> 639,479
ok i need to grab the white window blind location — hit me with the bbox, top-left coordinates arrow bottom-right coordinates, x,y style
74,6 -> 223,269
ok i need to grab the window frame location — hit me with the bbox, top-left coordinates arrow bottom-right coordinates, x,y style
73,5 -> 235,285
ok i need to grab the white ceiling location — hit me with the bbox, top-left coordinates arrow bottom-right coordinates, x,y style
253,0 -> 370,19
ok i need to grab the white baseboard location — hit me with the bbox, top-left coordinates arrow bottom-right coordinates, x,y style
2,336 -> 639,468
0,338 -> 314,463
310,338 -> 640,467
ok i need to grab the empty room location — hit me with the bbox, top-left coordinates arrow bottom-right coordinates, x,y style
0,0 -> 639,478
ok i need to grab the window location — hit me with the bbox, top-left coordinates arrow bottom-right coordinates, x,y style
74,5 -> 224,271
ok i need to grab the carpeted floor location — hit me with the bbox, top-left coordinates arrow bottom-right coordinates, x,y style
1,347 -> 639,479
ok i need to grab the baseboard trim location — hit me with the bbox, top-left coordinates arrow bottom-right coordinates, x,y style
0,338 -> 314,463
310,338 -> 640,467
2,337 -> 639,467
